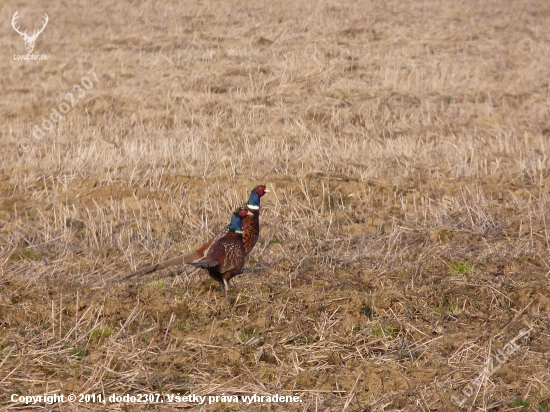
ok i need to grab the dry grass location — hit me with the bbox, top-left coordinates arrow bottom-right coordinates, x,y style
1,0 -> 550,410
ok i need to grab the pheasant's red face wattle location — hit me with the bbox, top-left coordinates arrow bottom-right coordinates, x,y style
257,185 -> 266,195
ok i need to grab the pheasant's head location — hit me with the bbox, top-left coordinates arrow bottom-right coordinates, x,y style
247,184 -> 270,210
229,207 -> 253,233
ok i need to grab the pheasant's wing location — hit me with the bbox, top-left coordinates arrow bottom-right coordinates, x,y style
218,236 -> 245,273
196,233 -> 244,274
191,224 -> 230,262
190,235 -> 230,271
190,259 -> 219,268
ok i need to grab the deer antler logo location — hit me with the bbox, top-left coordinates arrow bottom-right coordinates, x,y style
12,11 -> 49,54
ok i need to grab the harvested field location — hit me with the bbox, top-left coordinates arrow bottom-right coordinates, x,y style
1,0 -> 550,410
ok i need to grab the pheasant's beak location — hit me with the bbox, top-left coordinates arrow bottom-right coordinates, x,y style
264,188 -> 271,193
247,211 -> 254,216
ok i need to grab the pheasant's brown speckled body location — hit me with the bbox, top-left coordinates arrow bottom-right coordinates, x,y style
194,231 -> 246,284
190,208 -> 252,295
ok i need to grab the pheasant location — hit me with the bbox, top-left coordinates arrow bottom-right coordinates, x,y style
190,207 -> 252,295
239,184 -> 270,254
123,185 -> 269,280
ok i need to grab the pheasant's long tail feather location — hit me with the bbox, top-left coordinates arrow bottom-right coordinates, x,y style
122,250 -> 199,281
181,250 -> 203,264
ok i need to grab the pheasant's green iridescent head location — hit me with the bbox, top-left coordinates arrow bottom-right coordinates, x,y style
229,208 -> 253,233
247,184 -> 270,210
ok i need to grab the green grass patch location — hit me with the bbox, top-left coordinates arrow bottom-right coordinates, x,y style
90,326 -> 112,339
287,335 -> 308,346
448,261 -> 473,275
234,295 -> 251,305
372,324 -> 399,339
148,280 -> 169,290
104,372 -> 117,380
262,367 -> 275,378
0,342 -> 10,357
9,249 -> 41,261
238,328 -> 260,343
177,319 -> 195,334
70,345 -> 87,360
512,398 -> 530,408
39,366 -> 56,376
435,301 -> 461,317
